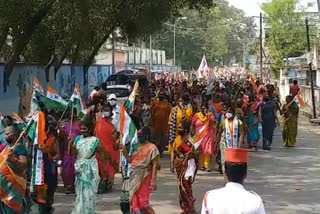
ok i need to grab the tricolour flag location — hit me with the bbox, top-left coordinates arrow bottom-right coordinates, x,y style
70,84 -> 87,118
25,111 -> 46,191
46,85 -> 68,110
197,55 -> 209,79
33,77 -> 44,96
293,93 -> 305,107
30,77 -> 45,115
192,121 -> 209,149
11,112 -> 26,130
124,79 -> 139,113
120,104 -> 138,178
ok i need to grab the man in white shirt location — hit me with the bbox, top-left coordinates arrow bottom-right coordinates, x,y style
108,94 -> 120,131
201,148 -> 266,214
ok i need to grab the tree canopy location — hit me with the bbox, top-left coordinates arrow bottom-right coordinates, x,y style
262,0 -> 313,75
151,0 -> 257,69
0,0 -> 213,91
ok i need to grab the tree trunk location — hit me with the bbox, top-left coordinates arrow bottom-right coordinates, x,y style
45,53 -> 55,82
0,25 -> 9,52
54,47 -> 71,80
3,0 -> 57,92
83,33 -> 110,85
71,41 -> 81,64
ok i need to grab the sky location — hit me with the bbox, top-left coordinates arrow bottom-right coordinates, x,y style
226,0 -> 318,17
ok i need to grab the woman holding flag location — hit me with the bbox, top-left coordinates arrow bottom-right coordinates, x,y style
120,126 -> 160,214
61,108 -> 81,194
0,126 -> 28,214
170,119 -> 202,214
191,104 -> 215,172
282,95 -> 299,147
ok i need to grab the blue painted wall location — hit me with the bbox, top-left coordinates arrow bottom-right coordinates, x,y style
0,64 -> 113,114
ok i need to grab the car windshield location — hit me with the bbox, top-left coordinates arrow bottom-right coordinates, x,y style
106,88 -> 130,98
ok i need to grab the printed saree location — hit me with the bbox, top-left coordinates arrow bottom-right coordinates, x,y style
0,145 -> 27,213
71,136 -> 100,214
129,143 -> 159,214
174,138 -> 199,213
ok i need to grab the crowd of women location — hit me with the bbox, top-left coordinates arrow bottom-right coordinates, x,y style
0,74 -> 301,214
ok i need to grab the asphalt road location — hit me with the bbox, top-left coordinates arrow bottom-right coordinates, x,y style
33,115 -> 320,214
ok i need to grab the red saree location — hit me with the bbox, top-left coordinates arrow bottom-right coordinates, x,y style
129,143 -> 159,214
174,138 -> 199,213
95,119 -> 118,184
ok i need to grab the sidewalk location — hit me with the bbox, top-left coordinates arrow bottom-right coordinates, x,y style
48,115 -> 320,214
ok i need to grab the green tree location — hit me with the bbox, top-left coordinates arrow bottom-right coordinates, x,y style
262,0 -> 308,76
0,0 -> 213,91
152,0 -> 257,68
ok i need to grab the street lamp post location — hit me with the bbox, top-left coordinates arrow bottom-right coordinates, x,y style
173,17 -> 187,71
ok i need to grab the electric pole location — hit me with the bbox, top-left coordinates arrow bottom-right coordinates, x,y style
150,35 -> 152,71
112,32 -> 115,74
173,23 -> 176,71
305,18 -> 317,119
260,12 -> 263,81
317,0 -> 320,19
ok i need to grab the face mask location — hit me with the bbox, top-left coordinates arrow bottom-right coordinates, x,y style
226,113 -> 233,119
103,112 -> 111,118
138,136 -> 146,143
109,100 -> 117,106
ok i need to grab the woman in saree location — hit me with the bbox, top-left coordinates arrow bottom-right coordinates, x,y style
61,108 -> 81,194
191,104 -> 215,172
171,119 -> 202,214
168,96 -> 193,153
121,126 -> 160,214
95,103 -> 118,193
247,100 -> 260,150
71,118 -> 100,214
282,95 -> 299,147
0,126 -> 28,214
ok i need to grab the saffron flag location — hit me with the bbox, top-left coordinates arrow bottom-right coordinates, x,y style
120,104 -> 138,178
124,79 -> 139,113
293,93 -> 305,107
46,85 -> 68,110
197,55 -> 209,79
25,111 -> 46,191
251,75 -> 257,93
70,84 -> 87,118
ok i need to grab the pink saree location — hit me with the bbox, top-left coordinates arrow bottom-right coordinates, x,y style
192,113 -> 215,155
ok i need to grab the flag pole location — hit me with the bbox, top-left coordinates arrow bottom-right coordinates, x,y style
12,121 -> 31,150
68,106 -> 74,155
57,103 -> 70,125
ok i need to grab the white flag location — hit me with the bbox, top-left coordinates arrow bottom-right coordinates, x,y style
197,55 -> 209,79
